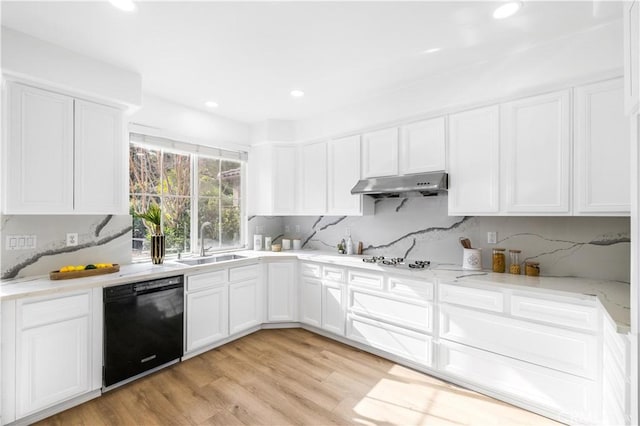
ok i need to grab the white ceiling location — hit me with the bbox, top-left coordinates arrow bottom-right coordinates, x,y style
0,1 -> 622,124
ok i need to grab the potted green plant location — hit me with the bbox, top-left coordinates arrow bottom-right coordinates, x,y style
134,202 -> 165,264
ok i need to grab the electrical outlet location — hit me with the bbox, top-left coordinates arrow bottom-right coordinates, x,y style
487,231 -> 497,244
284,225 -> 290,233
66,233 -> 78,247
295,225 -> 301,234
346,227 -> 351,236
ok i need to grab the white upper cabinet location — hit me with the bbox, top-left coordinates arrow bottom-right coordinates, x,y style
399,117 -> 446,174
248,143 -> 297,215
74,100 -> 126,214
298,141 -> 327,214
3,82 -> 126,215
624,0 -> 640,114
362,127 -> 399,178
271,145 -> 297,215
328,135 -> 371,215
5,83 -> 74,213
501,90 -> 571,214
574,79 -> 630,215
448,106 -> 500,215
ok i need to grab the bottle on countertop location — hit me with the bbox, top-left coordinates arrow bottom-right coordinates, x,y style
346,234 -> 354,255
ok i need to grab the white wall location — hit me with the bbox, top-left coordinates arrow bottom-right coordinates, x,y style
294,21 -> 624,142
129,93 -> 252,150
1,27 -> 142,109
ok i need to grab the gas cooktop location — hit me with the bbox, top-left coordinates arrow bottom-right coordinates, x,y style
362,256 -> 430,269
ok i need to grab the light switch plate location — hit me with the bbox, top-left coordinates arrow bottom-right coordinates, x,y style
487,231 -> 497,244
6,235 -> 37,250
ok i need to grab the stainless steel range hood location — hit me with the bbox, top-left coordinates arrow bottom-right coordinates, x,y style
350,172 -> 448,198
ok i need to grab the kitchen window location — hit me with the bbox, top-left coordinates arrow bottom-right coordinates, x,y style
129,133 -> 246,261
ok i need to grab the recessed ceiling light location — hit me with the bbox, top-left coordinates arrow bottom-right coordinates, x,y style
493,1 -> 522,19
423,48 -> 441,54
109,0 -> 136,12
205,101 -> 219,108
290,90 -> 305,98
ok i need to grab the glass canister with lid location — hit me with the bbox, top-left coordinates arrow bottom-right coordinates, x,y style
509,249 -> 521,274
492,248 -> 506,273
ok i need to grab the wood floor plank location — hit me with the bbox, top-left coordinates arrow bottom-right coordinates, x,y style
34,328 -> 561,426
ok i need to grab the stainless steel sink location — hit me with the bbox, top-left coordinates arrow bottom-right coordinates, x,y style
176,254 -> 246,266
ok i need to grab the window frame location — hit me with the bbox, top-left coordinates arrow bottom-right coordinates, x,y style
129,136 -> 247,261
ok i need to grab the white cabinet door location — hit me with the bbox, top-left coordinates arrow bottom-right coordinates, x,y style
299,141 -> 327,214
74,100 -> 126,214
448,106 -> 500,215
399,117 -> 446,174
328,135 -> 368,215
574,79 -> 630,215
5,83 -> 74,213
248,143 -> 297,215
321,281 -> 345,336
501,90 -> 571,214
14,291 -> 96,419
186,284 -> 229,351
267,262 -> 297,322
247,144 -> 272,215
17,317 -> 90,417
362,127 -> 399,178
229,279 -> 262,335
299,276 -> 322,327
272,145 -> 297,215
624,0 -> 640,114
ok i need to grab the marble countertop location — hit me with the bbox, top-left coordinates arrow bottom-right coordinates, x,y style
0,249 -> 630,332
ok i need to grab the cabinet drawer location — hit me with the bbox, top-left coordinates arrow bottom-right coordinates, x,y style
323,266 -> 346,282
348,269 -> 384,290
349,288 -> 432,333
21,292 -> 90,329
440,304 -> 597,378
229,264 -> 259,282
388,276 -> 433,300
300,262 -> 321,278
438,341 -> 597,424
510,294 -> 597,331
347,314 -> 432,366
439,283 -> 503,312
187,270 -> 228,292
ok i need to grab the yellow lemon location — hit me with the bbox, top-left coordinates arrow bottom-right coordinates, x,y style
75,265 -> 85,271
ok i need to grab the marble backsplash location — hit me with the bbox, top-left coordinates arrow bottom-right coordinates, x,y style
1,215 -> 132,279
255,197 -> 631,283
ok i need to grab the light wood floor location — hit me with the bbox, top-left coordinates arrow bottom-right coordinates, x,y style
36,328 -> 561,426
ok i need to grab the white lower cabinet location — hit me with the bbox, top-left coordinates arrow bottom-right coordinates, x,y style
267,261 -> 297,322
438,340 -> 598,423
601,314 -> 631,424
346,271 -> 434,367
347,314 -> 433,366
229,279 -> 262,335
1,289 -> 102,424
439,304 -> 598,379
321,281 -> 345,336
299,276 -> 322,327
185,271 -> 229,352
437,282 -> 601,424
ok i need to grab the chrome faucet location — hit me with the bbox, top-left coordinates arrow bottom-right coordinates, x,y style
200,221 -> 213,257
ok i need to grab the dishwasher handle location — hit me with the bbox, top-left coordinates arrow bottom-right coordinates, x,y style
134,276 -> 183,294
105,276 -> 184,301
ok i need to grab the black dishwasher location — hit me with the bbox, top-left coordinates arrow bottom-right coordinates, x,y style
103,275 -> 184,389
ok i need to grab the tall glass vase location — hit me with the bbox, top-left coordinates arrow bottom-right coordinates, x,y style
151,234 -> 165,264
